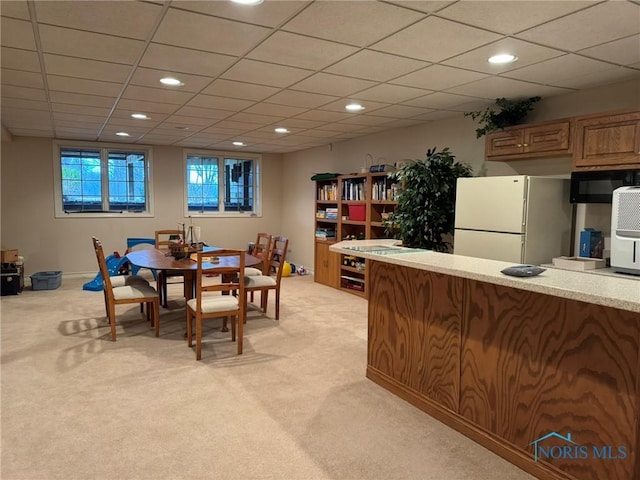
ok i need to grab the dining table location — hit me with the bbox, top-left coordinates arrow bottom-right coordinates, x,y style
125,247 -> 261,331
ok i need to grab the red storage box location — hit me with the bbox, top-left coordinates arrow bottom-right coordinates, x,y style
348,204 -> 366,221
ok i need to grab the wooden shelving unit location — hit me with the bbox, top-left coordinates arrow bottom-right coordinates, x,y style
313,172 -> 400,298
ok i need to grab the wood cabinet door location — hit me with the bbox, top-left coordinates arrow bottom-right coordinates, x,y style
574,111 -> 640,168
314,241 -> 339,288
485,128 -> 524,158
523,121 -> 571,154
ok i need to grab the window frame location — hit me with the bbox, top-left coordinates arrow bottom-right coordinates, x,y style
53,140 -> 154,218
183,149 -> 262,218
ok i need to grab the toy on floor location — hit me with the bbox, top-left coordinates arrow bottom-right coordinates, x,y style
82,253 -> 130,291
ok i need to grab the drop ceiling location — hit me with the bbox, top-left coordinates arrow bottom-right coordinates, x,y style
1,0 -> 639,153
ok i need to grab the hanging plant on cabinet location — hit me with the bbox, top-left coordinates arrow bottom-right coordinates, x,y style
465,96 -> 541,138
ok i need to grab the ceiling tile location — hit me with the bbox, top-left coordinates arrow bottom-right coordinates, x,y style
49,91 -> 116,108
247,32 -> 358,70
160,115 -> 217,127
174,105 -> 235,120
118,99 -> 178,115
202,79 -> 280,101
314,122 -> 365,133
48,75 -> 122,97
377,118 -> 426,129
1,47 -> 41,72
103,116 -> 163,129
516,2 -> 640,52
200,125 -> 251,135
154,8 -> 271,56
2,85 -> 46,102
56,103 -> 112,117
221,59 -> 312,88
174,138 -> 214,148
129,67 -> 214,93
297,129 -> 339,139
370,104 -> 434,118
187,94 -> 255,112
140,43 -> 237,78
2,69 -> 44,89
503,54 -> 620,88
44,54 -> 131,83
277,118 -> 327,129
354,83 -> 432,103
371,16 -> 501,62
11,128 -> 54,137
373,1 -> 454,14
53,112 -> 105,125
437,1 -> 597,35
244,102 -> 308,117
35,1 -> 162,40
338,115 -> 394,127
267,90 -> 338,109
291,73 -> 377,97
39,25 -> 143,64
402,91 -> 487,109
55,129 -> 98,139
412,110 -> 460,121
226,112 -> 284,125
209,120 -> 259,132
579,34 -> 640,66
0,1 -> 31,20
325,50 -> 429,82
171,1 -> 309,28
541,66 -> 640,90
447,76 -> 573,99
2,98 -> 49,111
122,85 -> 194,105
443,38 -> 566,74
0,17 -> 36,50
282,1 -> 424,47
391,64 -> 487,91
294,110 -> 355,122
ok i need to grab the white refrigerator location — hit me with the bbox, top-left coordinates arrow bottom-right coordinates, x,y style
454,175 -> 572,265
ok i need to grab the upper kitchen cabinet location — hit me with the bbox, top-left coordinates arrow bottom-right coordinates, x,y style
573,110 -> 640,170
485,120 -> 572,161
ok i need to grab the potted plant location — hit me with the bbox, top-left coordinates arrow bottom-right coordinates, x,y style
465,96 -> 541,138
386,147 -> 473,252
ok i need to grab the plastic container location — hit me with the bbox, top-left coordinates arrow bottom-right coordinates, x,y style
31,271 -> 62,290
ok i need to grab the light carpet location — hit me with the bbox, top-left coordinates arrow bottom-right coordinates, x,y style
1,274 -> 533,480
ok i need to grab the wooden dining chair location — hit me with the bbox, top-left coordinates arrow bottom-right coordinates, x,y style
91,238 -> 150,318
245,232 -> 272,277
154,229 -> 185,307
186,249 -> 246,360
92,237 -> 160,341
244,236 -> 288,320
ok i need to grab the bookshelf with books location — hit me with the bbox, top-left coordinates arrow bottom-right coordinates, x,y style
313,172 -> 400,297
314,178 -> 339,288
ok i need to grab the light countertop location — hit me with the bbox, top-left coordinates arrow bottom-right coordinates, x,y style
330,240 -> 640,313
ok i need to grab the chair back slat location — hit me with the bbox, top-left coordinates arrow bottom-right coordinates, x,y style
155,229 -> 183,251
92,236 -> 114,296
254,232 -> 272,274
268,236 -> 289,284
194,249 -> 245,313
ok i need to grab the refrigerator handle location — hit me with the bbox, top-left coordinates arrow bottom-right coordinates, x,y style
521,194 -> 527,228
521,237 -> 526,263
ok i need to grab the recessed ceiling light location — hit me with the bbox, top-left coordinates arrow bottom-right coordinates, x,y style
274,127 -> 290,134
345,103 -> 365,112
131,113 -> 149,120
488,54 -> 518,64
233,141 -> 245,146
115,132 -> 130,137
230,0 -> 264,5
160,77 -> 184,86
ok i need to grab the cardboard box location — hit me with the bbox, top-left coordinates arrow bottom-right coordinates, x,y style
1,249 -> 19,263
552,256 -> 606,271
579,228 -> 603,258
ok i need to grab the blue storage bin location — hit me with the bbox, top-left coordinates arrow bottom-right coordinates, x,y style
31,271 -> 62,290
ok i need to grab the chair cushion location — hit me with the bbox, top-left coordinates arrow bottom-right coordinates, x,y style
112,284 -> 158,300
245,275 -> 277,288
111,275 -> 149,287
186,296 -> 239,313
244,267 -> 264,276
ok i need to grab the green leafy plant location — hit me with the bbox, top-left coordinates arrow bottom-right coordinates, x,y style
465,96 -> 541,138
385,147 -> 472,252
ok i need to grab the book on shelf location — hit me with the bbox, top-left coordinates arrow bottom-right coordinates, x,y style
315,228 -> 336,240
325,207 -> 338,220
317,183 -> 338,201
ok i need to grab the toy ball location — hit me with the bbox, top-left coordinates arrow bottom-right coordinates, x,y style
297,265 -> 308,276
289,263 -> 296,274
280,261 -> 292,277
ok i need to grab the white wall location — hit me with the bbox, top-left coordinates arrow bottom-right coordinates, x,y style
281,79 -> 640,270
0,137 -> 284,274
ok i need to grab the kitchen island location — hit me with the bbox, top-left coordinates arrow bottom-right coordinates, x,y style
330,240 -> 640,480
